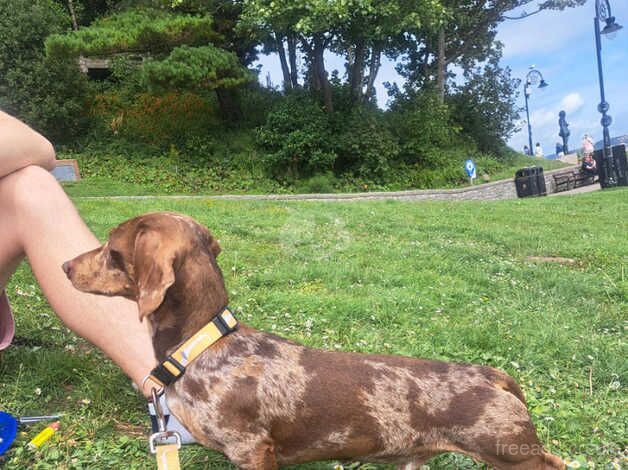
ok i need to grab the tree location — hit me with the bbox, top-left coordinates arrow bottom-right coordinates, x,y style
46,8 -> 219,57
142,44 -> 252,119
397,0 -> 587,101
0,0 -> 91,142
503,0 -> 587,19
448,44 -> 521,153
169,0 -> 259,67
241,0 -> 444,112
46,6 -> 252,119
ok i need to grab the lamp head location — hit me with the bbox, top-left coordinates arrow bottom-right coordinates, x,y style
539,79 -> 549,89
601,17 -> 623,38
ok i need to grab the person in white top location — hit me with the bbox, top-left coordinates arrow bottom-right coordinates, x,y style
582,134 -> 595,158
534,142 -> 544,158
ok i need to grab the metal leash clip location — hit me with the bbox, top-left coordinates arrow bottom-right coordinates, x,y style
148,387 -> 182,454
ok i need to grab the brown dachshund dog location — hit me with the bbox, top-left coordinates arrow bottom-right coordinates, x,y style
62,212 -> 564,470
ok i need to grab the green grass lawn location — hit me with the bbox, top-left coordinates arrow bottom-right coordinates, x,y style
0,189 -> 626,469
59,153 -> 569,198
487,157 -> 568,182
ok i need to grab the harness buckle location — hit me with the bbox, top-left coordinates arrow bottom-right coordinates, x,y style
149,387 -> 182,454
149,430 -> 182,454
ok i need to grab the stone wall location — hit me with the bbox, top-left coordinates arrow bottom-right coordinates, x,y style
205,165 -> 580,202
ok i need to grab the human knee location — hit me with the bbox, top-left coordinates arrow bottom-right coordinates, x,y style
0,165 -> 65,215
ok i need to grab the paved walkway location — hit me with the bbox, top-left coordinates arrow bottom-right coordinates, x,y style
548,182 -> 601,197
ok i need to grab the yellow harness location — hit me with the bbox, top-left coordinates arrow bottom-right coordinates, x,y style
148,307 -> 239,389
147,307 -> 238,470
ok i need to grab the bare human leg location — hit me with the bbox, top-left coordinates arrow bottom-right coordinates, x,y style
0,165 -> 156,396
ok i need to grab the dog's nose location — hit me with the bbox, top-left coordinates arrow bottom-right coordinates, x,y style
62,261 -> 73,278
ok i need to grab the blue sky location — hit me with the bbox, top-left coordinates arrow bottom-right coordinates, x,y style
253,0 -> 628,154
498,0 -> 628,154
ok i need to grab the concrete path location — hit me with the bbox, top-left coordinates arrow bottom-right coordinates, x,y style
548,183 -> 601,197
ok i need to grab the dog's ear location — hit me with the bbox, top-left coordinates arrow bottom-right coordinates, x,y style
133,229 -> 176,321
208,237 -> 221,258
198,225 -> 221,258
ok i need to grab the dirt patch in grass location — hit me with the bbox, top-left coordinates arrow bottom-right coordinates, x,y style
526,256 -> 577,265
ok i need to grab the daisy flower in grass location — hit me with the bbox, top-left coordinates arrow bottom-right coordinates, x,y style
563,458 -> 581,468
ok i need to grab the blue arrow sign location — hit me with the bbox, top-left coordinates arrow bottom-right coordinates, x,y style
465,159 -> 476,179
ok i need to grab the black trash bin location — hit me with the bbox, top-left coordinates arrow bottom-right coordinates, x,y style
515,166 -> 546,198
594,144 -> 628,188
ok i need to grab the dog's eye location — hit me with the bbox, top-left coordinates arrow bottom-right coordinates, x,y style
108,250 -> 125,270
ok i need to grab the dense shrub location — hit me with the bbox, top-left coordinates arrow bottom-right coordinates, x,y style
66,136 -> 285,195
387,90 -> 460,168
296,173 -> 337,193
238,85 -> 283,127
333,106 -> 399,178
448,51 -> 521,155
256,93 -> 336,178
0,0 -> 91,142
5,57 -> 92,143
91,91 -> 218,146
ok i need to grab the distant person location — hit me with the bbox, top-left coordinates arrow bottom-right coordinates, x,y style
582,134 -> 595,158
556,142 -> 565,159
535,142 -> 543,158
581,153 -> 597,176
523,145 -> 530,156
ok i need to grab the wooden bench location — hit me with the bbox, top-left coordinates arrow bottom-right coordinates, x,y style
552,169 -> 597,192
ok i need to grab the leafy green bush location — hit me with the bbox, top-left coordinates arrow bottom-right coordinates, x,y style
5,57 -> 92,143
238,85 -> 284,127
64,137 -> 287,195
91,90 -> 218,146
448,49 -> 521,155
0,0 -> 91,142
256,93 -> 337,178
296,173 -> 337,193
0,0 -> 67,70
333,105 -> 399,178
387,90 -> 460,168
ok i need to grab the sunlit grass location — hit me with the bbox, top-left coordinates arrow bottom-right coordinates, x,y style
1,188 -> 625,469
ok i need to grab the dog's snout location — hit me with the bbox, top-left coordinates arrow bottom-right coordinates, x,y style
62,261 -> 73,278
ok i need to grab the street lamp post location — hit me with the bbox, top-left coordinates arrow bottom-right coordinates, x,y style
594,0 -> 622,187
523,68 -> 548,156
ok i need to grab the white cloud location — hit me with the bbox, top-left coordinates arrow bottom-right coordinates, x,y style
560,92 -> 584,114
530,108 -> 556,128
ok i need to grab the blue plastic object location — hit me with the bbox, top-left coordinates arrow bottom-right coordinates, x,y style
0,411 -> 18,456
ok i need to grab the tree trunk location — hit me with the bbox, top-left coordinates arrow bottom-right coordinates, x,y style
67,0 -> 79,30
300,38 -> 318,91
365,45 -> 382,102
287,33 -> 299,88
436,27 -> 446,103
350,41 -> 365,102
275,33 -> 292,91
313,34 -> 333,113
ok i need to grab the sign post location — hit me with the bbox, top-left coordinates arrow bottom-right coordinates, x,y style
465,159 -> 477,185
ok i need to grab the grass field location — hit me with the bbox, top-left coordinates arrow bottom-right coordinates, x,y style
0,188 -> 626,469
59,152 -> 569,198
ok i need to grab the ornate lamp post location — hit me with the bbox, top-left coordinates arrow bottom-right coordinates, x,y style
523,67 -> 549,156
594,0 -> 623,187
